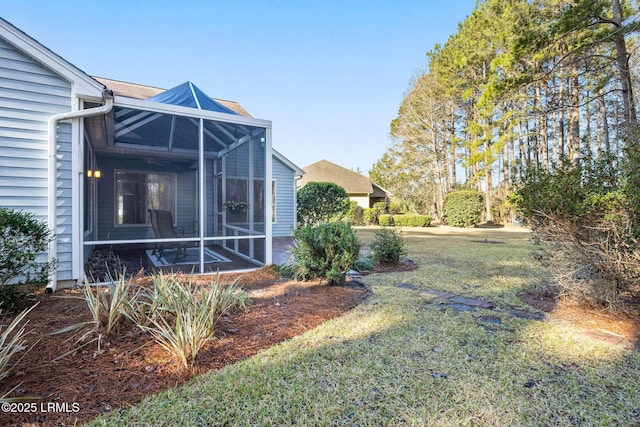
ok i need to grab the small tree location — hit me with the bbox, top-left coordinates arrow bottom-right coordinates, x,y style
297,182 -> 351,226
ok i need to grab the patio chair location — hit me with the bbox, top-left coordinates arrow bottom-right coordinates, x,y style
148,209 -> 187,263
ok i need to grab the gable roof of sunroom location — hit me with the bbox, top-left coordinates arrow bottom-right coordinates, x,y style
85,80 -> 270,158
93,77 -> 251,117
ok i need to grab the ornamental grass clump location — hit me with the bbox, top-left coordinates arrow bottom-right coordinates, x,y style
138,272 -> 249,368
53,271 -> 142,358
0,304 -> 37,384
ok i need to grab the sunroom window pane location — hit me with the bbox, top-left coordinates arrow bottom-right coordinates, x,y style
116,172 -> 176,225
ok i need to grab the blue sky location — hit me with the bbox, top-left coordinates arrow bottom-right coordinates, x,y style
1,1 -> 477,174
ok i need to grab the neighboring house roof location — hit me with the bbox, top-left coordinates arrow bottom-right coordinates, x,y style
371,181 -> 393,197
0,18 -> 104,100
298,159 -> 381,195
93,77 -> 252,117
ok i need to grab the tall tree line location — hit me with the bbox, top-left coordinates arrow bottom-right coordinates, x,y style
373,0 -> 639,222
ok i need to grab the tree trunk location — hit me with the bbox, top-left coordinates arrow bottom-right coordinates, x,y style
568,71 -> 580,165
611,0 -> 638,136
449,103 -> 457,186
558,77 -> 566,167
598,89 -> 611,157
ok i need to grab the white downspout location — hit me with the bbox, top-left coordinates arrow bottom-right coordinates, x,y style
45,91 -> 114,293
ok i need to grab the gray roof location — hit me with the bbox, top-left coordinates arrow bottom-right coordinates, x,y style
298,160 -> 374,194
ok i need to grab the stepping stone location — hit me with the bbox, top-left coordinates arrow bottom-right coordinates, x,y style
507,308 -> 545,321
422,289 -> 457,299
450,296 -> 494,309
478,315 -> 502,325
346,269 -> 362,279
395,283 -> 420,291
441,302 -> 478,313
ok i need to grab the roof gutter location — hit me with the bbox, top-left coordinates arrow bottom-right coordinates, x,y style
45,90 -> 114,293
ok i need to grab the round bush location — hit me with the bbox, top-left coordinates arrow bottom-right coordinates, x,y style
297,182 -> 350,226
370,228 -> 407,265
443,190 -> 484,227
289,222 -> 360,285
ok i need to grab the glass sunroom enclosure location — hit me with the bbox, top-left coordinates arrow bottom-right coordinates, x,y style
82,90 -> 272,281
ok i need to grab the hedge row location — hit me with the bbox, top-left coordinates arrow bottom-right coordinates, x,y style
378,214 -> 432,227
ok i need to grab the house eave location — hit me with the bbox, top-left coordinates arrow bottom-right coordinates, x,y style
114,95 -> 271,128
273,148 -> 304,176
0,18 -> 104,101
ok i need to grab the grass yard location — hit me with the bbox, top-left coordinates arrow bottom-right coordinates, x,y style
91,226 -> 640,426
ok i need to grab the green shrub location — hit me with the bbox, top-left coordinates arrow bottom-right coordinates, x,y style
0,208 -> 56,309
353,257 -> 375,272
514,159 -> 640,308
378,214 -> 394,226
297,182 -> 350,226
392,214 -> 432,227
289,222 -> 360,285
442,190 -> 484,227
370,228 -> 407,265
373,202 -> 388,215
388,202 -> 406,215
344,201 -> 364,225
362,208 -> 377,225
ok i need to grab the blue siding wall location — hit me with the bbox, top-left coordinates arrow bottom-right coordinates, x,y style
0,39 -> 73,279
272,156 -> 296,237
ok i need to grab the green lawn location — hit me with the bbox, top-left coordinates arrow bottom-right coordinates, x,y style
91,226 -> 640,426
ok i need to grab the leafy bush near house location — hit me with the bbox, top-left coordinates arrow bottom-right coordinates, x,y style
388,202 -> 406,215
442,190 -> 484,227
363,208 -> 377,225
297,182 -> 350,226
0,208 -> 56,309
373,202 -> 388,215
363,203 -> 389,225
378,214 -> 394,226
392,214 -> 432,227
370,228 -> 407,265
289,222 -> 360,285
344,201 -> 364,225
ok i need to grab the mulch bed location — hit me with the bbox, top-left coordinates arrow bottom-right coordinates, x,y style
0,267 -> 372,426
520,290 -> 640,349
